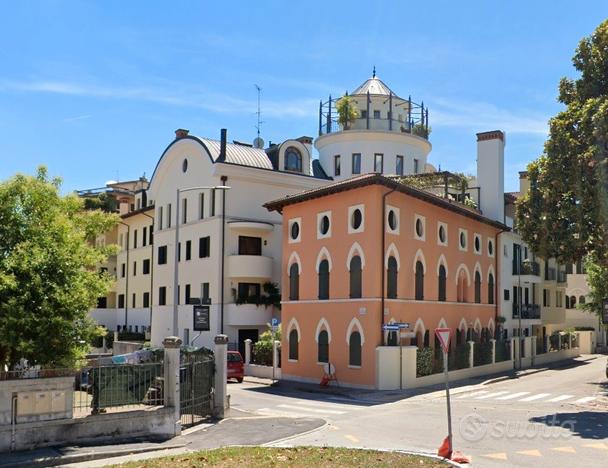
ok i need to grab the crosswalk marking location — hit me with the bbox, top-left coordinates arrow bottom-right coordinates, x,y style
276,404 -> 346,415
458,390 -> 488,398
547,395 -> 574,402
551,446 -> 576,453
520,393 -> 551,402
292,400 -> 356,410
583,442 -> 608,450
496,392 -> 530,400
482,453 -> 507,460
516,449 -> 542,457
475,391 -> 510,399
573,396 -> 596,404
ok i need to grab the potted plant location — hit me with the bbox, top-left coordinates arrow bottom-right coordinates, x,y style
335,94 -> 360,130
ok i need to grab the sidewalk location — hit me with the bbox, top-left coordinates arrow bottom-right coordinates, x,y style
0,416 -> 325,467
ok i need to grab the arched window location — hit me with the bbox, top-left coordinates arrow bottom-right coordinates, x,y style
488,273 -> 495,304
415,261 -> 424,300
570,296 -> 577,308
457,270 -> 468,302
350,256 -> 362,298
474,271 -> 481,303
387,256 -> 398,299
318,259 -> 330,300
289,263 -> 299,300
349,331 -> 362,366
579,295 -> 586,305
565,296 -> 571,309
284,147 -> 302,172
318,330 -> 329,363
288,329 -> 298,360
438,265 -> 447,301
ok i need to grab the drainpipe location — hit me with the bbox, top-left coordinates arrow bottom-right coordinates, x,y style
220,175 -> 228,334
381,181 -> 398,346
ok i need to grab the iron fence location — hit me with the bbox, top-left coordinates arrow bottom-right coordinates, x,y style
180,353 -> 214,428
494,340 -> 511,363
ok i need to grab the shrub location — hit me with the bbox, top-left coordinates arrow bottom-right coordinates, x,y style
474,342 -> 492,367
495,340 -> 510,362
416,347 -> 434,377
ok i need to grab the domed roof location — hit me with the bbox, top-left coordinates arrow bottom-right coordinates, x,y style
351,69 -> 401,98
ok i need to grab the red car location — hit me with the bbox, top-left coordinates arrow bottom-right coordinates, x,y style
227,351 -> 244,383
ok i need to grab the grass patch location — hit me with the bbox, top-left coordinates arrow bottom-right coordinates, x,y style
114,446 -> 447,467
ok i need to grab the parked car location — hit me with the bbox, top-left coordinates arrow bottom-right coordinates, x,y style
227,351 -> 244,383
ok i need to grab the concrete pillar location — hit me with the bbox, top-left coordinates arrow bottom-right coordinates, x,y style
272,340 -> 280,382
568,333 -> 572,349
523,337 -> 532,364
114,330 -> 119,342
490,339 -> 496,364
213,334 -> 228,419
510,337 -> 516,362
468,341 -> 475,368
544,335 -> 550,353
162,336 -> 182,435
531,336 -> 537,365
244,339 -> 252,365
558,334 -> 562,351
102,335 -> 107,353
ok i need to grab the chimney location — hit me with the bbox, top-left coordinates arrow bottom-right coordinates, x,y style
476,130 -> 505,223
219,128 -> 227,162
175,128 -> 189,139
118,197 -> 130,216
519,170 -> 530,195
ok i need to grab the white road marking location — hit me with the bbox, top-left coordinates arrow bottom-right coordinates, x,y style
520,393 -> 551,402
458,391 -> 488,399
475,391 -> 510,399
547,395 -> 574,402
496,392 -> 530,400
293,400 -> 357,410
573,396 -> 596,404
276,404 -> 346,415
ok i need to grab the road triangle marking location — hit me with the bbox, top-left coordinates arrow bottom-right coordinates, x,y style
516,449 -> 542,457
583,442 -> 608,450
551,446 -> 576,453
481,453 -> 507,460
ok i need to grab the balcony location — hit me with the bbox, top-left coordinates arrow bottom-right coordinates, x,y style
227,221 -> 274,233
227,254 -> 272,279
512,261 -> 540,276
224,303 -> 273,327
512,303 -> 541,320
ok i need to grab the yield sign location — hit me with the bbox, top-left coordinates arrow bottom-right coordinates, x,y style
435,328 -> 451,353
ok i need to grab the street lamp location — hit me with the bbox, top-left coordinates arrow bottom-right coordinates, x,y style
173,185 -> 230,338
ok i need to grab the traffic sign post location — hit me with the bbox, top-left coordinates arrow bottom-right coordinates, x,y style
435,328 -> 453,458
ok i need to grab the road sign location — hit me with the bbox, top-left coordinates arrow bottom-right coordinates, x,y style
271,317 -> 280,327
602,300 -> 608,325
382,324 -> 400,331
435,328 -> 451,354
193,305 -> 210,331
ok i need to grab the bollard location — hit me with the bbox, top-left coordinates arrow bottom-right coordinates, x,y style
213,335 -> 229,418
244,338 -> 252,365
490,339 -> 496,364
272,340 -> 280,383
467,341 -> 475,368
162,336 -> 182,435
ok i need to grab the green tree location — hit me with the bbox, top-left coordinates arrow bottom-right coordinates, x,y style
82,192 -> 118,213
580,254 -> 608,321
517,20 -> 608,265
335,94 -> 360,129
0,167 -> 118,368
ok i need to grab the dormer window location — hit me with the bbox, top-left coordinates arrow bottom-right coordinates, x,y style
285,147 -> 302,172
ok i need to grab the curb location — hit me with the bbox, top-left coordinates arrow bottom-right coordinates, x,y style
260,419 -> 329,447
0,443 -> 188,468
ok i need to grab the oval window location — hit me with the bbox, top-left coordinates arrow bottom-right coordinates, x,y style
351,209 -> 362,230
439,225 -> 446,243
460,231 -> 466,248
388,210 -> 398,231
488,240 -> 494,256
290,222 -> 300,240
182,158 -> 188,173
416,218 -> 424,237
475,236 -> 481,252
319,215 -> 330,235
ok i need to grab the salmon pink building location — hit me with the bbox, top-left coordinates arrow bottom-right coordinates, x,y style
265,173 -> 506,388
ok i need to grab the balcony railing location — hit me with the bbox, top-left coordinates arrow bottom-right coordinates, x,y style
512,261 -> 540,276
512,303 -> 541,319
557,271 -> 567,283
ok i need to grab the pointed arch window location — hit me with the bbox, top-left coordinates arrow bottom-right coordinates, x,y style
288,329 -> 299,360
318,330 -> 329,363
474,271 -> 482,303
289,263 -> 299,300
387,256 -> 398,299
415,261 -> 424,300
488,273 -> 495,304
318,259 -> 330,300
457,270 -> 468,303
349,331 -> 362,366
438,265 -> 447,302
350,255 -> 362,298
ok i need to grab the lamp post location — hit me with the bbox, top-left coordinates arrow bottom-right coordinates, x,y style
118,221 -> 130,331
173,185 -> 230,338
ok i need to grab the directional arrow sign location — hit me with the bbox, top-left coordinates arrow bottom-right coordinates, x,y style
435,328 -> 451,353
382,324 -> 400,331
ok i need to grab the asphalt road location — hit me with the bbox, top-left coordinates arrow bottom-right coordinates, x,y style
230,355 -> 608,467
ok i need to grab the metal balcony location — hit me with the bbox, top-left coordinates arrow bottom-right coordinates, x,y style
512,303 -> 541,319
512,261 -> 540,276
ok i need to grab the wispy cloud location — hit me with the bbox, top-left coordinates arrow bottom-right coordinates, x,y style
61,114 -> 92,123
430,97 -> 550,136
0,79 -> 318,119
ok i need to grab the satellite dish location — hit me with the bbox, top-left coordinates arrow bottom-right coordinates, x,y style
253,137 -> 264,149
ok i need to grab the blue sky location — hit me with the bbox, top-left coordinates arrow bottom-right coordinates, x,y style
0,1 -> 606,193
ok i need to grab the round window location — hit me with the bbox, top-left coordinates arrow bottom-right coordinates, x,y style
488,240 -> 494,256
182,158 -> 188,173
290,222 -> 300,240
388,210 -> 397,231
415,218 -> 424,237
475,236 -> 481,252
460,231 -> 466,248
319,215 -> 330,235
439,225 -> 446,243
351,209 -> 362,230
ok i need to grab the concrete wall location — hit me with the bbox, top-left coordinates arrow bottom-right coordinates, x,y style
534,347 -> 580,366
113,341 -> 143,355
576,331 -> 594,354
0,407 -> 176,452
245,364 -> 282,380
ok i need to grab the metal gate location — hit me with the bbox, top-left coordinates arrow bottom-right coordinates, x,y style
180,352 -> 214,428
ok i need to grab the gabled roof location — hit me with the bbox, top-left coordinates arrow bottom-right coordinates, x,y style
198,137 -> 273,170
351,76 -> 400,98
264,173 -> 508,230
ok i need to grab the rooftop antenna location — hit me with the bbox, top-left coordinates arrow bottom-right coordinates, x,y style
253,84 -> 265,149
372,65 -> 376,78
